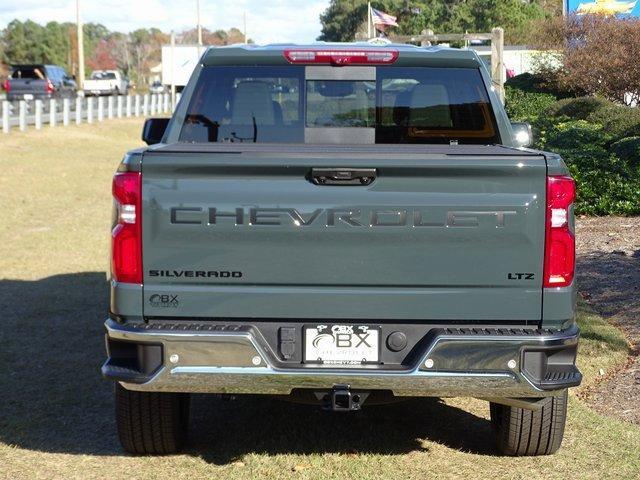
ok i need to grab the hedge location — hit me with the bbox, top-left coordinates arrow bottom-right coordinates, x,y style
535,120 -> 640,215
586,105 -> 640,139
505,86 -> 557,121
505,72 -> 574,98
611,137 -> 640,166
505,87 -> 640,215
545,97 -> 612,121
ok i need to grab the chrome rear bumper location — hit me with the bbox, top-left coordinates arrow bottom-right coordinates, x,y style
103,319 -> 581,398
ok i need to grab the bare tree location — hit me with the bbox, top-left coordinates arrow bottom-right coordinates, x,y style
533,14 -> 640,105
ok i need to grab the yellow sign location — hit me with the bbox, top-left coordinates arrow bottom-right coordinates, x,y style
576,0 -> 637,15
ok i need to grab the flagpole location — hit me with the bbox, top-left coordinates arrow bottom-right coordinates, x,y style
367,2 -> 372,38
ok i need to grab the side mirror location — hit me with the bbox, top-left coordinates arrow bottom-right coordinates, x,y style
142,118 -> 170,145
511,122 -> 533,148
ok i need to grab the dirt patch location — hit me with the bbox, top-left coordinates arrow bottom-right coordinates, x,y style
576,216 -> 640,424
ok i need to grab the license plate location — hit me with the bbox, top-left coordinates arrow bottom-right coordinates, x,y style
304,325 -> 379,365
23,94 -> 34,100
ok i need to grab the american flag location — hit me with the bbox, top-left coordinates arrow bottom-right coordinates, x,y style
371,7 -> 398,27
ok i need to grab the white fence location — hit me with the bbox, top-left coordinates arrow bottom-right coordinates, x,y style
2,93 -> 179,134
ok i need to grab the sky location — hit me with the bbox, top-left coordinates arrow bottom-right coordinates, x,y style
0,0 -> 330,44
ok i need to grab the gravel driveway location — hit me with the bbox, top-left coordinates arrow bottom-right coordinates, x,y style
576,216 -> 640,424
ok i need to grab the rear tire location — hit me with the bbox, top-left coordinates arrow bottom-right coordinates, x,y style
490,389 -> 568,456
115,383 -> 190,455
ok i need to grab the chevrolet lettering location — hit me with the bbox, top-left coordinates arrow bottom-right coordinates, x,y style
170,207 -> 518,228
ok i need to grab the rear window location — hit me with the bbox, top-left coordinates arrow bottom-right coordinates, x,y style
376,67 -> 499,144
306,80 -> 374,127
180,65 -> 499,144
91,71 -> 117,80
181,66 -> 304,143
11,66 -> 46,80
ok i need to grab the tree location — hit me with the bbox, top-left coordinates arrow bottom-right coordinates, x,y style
87,38 -> 117,70
317,0 -> 557,43
318,0 -> 370,42
129,28 -> 168,86
532,14 -> 640,105
41,21 -> 71,67
2,20 -> 44,64
0,19 -> 247,87
82,23 -> 110,72
1,19 -> 112,74
179,27 -> 251,45
447,0 -> 547,43
108,32 -> 132,77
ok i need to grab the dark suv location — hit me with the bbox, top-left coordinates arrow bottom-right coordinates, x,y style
4,64 -> 77,101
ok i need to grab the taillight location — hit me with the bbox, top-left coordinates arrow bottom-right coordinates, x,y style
45,79 -> 54,93
111,172 -> 142,284
2,79 -> 10,93
284,49 -> 398,65
543,176 -> 576,288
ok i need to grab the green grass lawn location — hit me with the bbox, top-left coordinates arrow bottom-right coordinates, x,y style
0,120 -> 639,480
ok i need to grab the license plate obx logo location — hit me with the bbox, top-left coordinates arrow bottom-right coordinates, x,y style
308,325 -> 378,364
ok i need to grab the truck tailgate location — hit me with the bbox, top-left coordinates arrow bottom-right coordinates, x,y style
141,144 -> 546,321
8,78 -> 46,96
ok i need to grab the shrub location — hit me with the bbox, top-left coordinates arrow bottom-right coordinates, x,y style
534,118 -> 605,153
611,137 -> 640,167
545,97 -> 612,121
505,86 -> 557,121
535,120 -> 640,215
505,72 -> 573,98
569,164 -> 640,216
587,105 -> 640,139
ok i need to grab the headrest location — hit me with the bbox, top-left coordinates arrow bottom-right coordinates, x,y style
231,81 -> 275,125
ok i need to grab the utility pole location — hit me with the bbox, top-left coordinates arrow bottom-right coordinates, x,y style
197,0 -> 203,52
244,11 -> 247,44
491,27 -> 505,104
170,31 -> 176,111
76,0 -> 85,90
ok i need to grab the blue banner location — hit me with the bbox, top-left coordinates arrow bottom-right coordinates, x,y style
566,0 -> 640,16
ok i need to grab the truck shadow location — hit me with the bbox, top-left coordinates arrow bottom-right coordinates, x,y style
0,272 -> 495,461
190,395 -> 496,464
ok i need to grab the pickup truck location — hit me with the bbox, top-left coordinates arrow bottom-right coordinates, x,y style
103,43 -> 581,457
84,70 -> 128,96
4,64 -> 77,101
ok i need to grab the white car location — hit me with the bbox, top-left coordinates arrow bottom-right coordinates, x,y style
149,81 -> 165,94
84,70 -> 128,96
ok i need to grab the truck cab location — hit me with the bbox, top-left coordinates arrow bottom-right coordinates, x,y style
84,70 -> 128,96
103,43 -> 580,457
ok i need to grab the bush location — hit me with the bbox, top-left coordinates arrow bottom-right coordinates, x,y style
545,97 -> 612,120
611,137 -> 640,166
587,104 -> 640,139
505,72 -> 573,98
505,86 -> 557,121
507,81 -> 640,215
540,119 -> 610,151
534,120 -> 640,215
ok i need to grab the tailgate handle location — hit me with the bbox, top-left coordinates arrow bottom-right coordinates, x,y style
310,168 -> 377,186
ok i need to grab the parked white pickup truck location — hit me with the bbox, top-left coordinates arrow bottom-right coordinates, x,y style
84,70 -> 128,96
